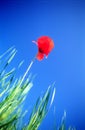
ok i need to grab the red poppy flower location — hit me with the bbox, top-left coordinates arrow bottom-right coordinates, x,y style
32,36 -> 54,60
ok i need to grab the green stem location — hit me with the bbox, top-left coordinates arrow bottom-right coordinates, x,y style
19,56 -> 36,86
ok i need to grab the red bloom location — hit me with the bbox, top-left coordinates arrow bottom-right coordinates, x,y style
32,36 -> 54,60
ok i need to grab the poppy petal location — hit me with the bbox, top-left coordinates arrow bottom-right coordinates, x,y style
47,40 -> 54,52
33,36 -> 54,61
36,52 -> 44,60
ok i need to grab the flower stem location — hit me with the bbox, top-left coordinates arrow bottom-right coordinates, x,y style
20,56 -> 36,86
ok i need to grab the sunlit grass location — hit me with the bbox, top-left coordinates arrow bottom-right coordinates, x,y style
56,111 -> 76,130
0,47 -> 55,130
0,47 -> 76,130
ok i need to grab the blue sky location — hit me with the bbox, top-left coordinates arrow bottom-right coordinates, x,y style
0,0 -> 85,129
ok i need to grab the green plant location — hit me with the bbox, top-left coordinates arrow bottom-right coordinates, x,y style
57,111 -> 76,130
0,47 -> 55,130
0,46 -> 76,130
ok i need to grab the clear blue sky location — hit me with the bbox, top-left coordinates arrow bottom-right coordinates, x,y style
0,0 -> 85,129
